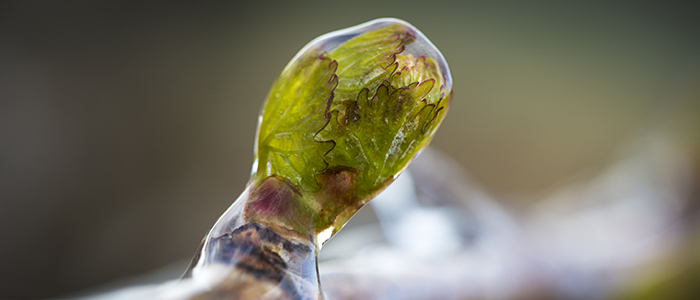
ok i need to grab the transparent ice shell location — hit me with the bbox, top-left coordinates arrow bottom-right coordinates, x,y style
290,18 -> 452,92
182,18 -> 453,300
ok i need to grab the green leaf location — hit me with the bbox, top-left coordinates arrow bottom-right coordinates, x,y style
315,54 -> 449,199
330,23 -> 415,111
250,19 -> 452,236
254,50 -> 338,192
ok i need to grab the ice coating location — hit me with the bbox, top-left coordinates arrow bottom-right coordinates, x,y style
251,17 -> 453,242
184,18 -> 453,300
288,18 -> 452,93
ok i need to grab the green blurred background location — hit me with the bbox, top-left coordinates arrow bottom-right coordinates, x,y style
1,1 -> 699,298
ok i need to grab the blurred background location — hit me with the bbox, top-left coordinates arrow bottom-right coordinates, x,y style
1,1 -> 699,299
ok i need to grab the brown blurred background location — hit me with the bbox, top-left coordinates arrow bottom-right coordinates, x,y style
1,1 -> 699,298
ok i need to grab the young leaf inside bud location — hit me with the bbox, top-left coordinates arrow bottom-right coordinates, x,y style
250,18 -> 452,242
